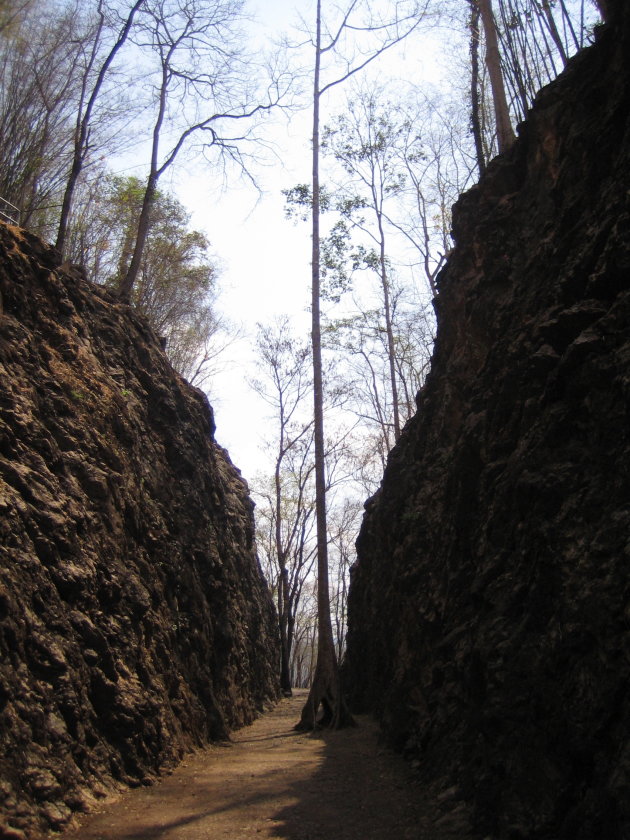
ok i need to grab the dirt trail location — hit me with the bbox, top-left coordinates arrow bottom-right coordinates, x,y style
62,690 -> 474,840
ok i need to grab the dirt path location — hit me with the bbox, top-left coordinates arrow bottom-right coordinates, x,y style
62,690 -> 474,840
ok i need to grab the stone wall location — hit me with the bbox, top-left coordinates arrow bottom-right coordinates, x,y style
345,9 -> 630,839
0,225 -> 280,838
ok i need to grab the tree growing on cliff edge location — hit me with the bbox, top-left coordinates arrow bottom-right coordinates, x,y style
55,0 -> 145,256
116,0 -> 291,301
0,2 -> 82,233
66,174 -> 226,386
465,0 -> 601,170
477,0 -> 516,154
296,0 -> 428,732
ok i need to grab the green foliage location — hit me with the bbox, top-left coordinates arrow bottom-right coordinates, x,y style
282,183 -> 333,222
66,172 -> 223,386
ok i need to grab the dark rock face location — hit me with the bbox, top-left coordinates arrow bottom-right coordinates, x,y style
345,11 -> 630,840
0,226 -> 279,837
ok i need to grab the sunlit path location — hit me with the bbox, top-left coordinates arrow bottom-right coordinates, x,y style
62,690 -> 471,840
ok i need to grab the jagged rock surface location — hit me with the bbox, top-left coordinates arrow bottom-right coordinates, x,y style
0,226 -> 280,838
345,9 -> 630,840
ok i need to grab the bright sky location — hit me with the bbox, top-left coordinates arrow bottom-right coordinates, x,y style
172,0 -> 446,486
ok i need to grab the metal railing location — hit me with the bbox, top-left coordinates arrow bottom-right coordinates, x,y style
0,196 -> 20,225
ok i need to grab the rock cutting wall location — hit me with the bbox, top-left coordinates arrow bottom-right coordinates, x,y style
345,7 -> 630,840
0,225 -> 280,838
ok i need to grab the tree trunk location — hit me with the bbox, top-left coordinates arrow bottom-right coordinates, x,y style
117,41 -> 169,301
469,0 -> 487,176
55,0 -> 144,256
540,0 -> 569,65
117,175 -> 157,300
276,457 -> 292,696
478,0 -> 516,155
595,0 -> 611,22
376,210 -> 401,443
295,0 -> 353,732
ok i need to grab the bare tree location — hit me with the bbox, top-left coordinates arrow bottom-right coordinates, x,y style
117,0 -> 290,299
297,0 -> 427,732
392,91 -> 477,294
55,0 -> 145,255
0,0 -> 33,35
0,2 -> 85,234
324,281 -> 433,487
322,87 -> 408,441
468,0 -> 486,174
251,319 -> 316,696
328,498 -> 362,662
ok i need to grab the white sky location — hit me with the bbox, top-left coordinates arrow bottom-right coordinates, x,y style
168,0 -> 448,486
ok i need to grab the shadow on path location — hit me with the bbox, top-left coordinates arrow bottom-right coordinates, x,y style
62,691 -> 475,840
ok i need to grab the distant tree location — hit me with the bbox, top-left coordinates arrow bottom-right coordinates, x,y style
117,0 -> 290,300
324,282 -> 433,488
251,319 -> 316,696
328,498 -> 362,662
289,585 -> 318,688
322,91 -> 408,441
390,91 -> 476,295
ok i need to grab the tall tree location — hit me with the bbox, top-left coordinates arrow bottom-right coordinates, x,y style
251,319 -> 315,696
117,0 -> 289,300
0,1 -> 84,234
465,0 -> 600,170
477,0 -> 516,154
468,0 -> 486,175
323,89 -> 421,441
55,0 -> 145,255
297,0 -> 426,732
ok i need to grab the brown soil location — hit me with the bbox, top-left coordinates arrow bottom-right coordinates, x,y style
61,690 -> 475,840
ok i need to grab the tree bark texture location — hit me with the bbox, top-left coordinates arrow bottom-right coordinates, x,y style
469,0 -> 487,175
478,0 -> 516,155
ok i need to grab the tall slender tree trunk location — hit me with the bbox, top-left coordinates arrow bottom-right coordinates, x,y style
376,210 -> 401,443
594,0 -> 611,22
296,0 -> 353,731
55,0 -> 144,256
540,0 -> 569,65
478,0 -> 516,154
469,0 -> 487,175
117,175 -> 157,300
275,459 -> 293,696
118,48 -> 170,301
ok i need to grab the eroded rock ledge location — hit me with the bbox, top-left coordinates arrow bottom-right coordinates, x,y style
0,225 -> 279,838
345,8 -> 629,840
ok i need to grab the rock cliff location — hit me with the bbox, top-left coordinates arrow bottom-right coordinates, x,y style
0,225 -> 280,838
345,7 -> 630,840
